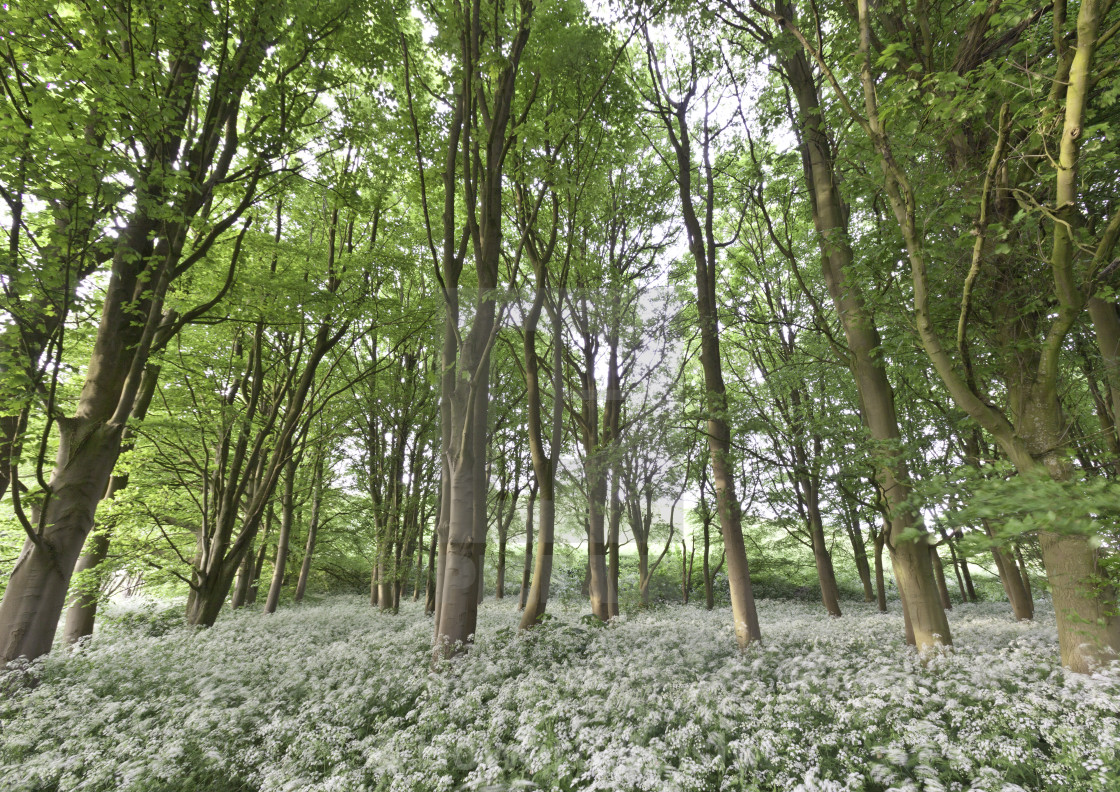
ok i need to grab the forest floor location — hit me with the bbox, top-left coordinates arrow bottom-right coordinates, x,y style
1,596 -> 1118,792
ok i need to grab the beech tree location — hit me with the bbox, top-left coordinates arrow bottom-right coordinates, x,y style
641,18 -> 762,647
0,0 -> 388,662
748,0 -> 1119,671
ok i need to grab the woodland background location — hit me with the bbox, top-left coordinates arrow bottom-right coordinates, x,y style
1,0 -> 1120,786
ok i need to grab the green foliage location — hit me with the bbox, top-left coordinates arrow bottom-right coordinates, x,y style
97,601 -> 189,640
938,466 -> 1120,554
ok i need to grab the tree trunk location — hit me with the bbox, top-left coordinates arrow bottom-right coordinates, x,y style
431,463 -> 449,623
604,331 -> 622,620
607,474 -> 621,619
1042,530 -> 1120,671
945,539 -> 969,603
930,546 -> 953,611
1015,544 -> 1033,603
294,456 -> 324,603
496,536 -> 507,600
435,389 -> 486,649
702,507 -> 718,610
264,458 -> 298,614
967,432 -> 1033,619
779,20 -> 949,650
61,528 -> 111,645
379,556 -> 395,612
425,507 -> 438,614
578,340 -> 610,622
681,540 -> 696,605
810,524 -> 842,617
231,546 -> 254,609
959,552 -> 978,603
369,557 -> 379,607
413,522 -> 425,602
1,421 -> 124,662
1088,297 -> 1120,443
471,342 -> 491,613
647,60 -> 761,647
246,534 -> 269,606
989,538 -> 1034,619
64,363 -> 162,644
519,484 -> 537,611
518,287 -> 560,629
805,480 -> 841,617
492,475 -> 520,602
894,557 -> 916,647
1,535 -> 87,661
186,566 -> 240,627
638,545 -> 650,608
1021,393 -> 1118,670
873,525 -> 887,613
854,535 -> 874,603
476,545 -> 486,605
431,2 -> 532,654
844,508 -> 875,602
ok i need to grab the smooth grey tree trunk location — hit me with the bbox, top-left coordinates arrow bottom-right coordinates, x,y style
294,456 -> 324,603
264,458 -> 298,614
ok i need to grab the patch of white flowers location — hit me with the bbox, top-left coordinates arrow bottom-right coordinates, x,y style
1,597 -> 1117,791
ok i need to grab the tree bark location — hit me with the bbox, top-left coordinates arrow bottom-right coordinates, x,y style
1015,545 -> 1033,602
604,324 -> 623,619
1089,298 -> 1120,444
246,531 -> 269,607
702,505 -> 715,610
845,516 -> 875,603
680,542 -> 689,604
231,545 -> 254,609
264,457 -> 298,614
894,557 -> 917,646
801,472 -> 841,617
294,454 -> 324,603
413,521 -> 425,602
63,363 -> 162,643
607,473 -> 622,619
519,483 -> 537,611
964,432 -> 1034,619
576,333 -> 610,621
425,491 -> 439,615
519,279 -> 563,628
959,551 -> 978,603
496,537 -> 507,599
930,546 -> 953,611
873,524 -> 887,613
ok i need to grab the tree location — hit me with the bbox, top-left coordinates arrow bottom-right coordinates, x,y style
641,18 -> 761,647
760,0 -> 1119,671
0,0 -> 374,662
